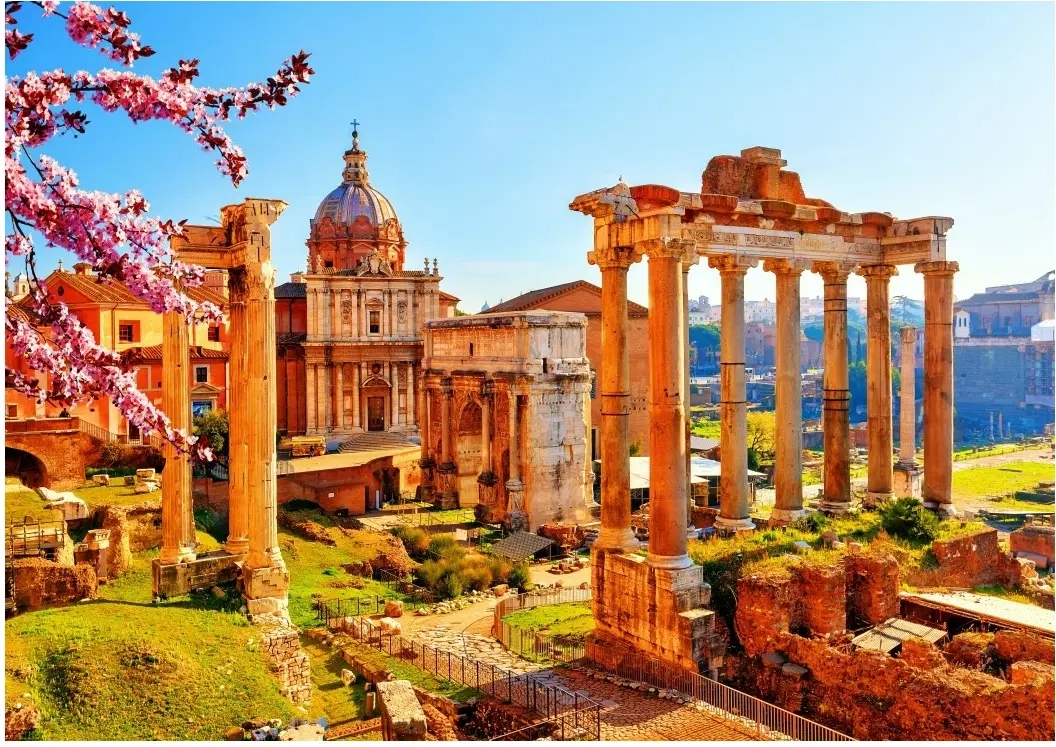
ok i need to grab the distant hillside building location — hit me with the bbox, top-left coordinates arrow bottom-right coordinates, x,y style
953,271 -> 1055,438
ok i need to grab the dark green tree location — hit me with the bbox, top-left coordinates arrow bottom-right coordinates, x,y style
192,409 -> 229,458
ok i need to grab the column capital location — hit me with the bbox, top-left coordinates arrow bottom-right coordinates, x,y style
900,325 -> 918,344
811,260 -> 858,281
708,253 -> 759,274
588,245 -> 643,270
914,260 -> 959,276
681,243 -> 701,270
638,237 -> 690,260
857,264 -> 899,280
762,257 -> 811,275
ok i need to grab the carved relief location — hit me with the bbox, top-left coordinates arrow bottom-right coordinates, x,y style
397,301 -> 407,324
341,300 -> 354,324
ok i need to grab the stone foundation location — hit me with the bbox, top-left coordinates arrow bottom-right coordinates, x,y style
906,528 -> 1026,588
8,558 -> 97,612
893,462 -> 921,499
845,552 -> 900,627
244,562 -> 291,618
151,550 -> 245,599
260,625 -> 312,705
1010,523 -> 1055,571
591,548 -> 721,671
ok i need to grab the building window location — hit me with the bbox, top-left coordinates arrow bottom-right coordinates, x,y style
324,261 -> 334,269
195,366 -> 208,384
469,343 -> 474,356
369,310 -> 381,335
207,326 -> 221,342
6,404 -> 16,418
118,323 -> 135,343
192,400 -> 213,418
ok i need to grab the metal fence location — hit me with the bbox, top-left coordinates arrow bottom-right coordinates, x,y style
331,613 -> 601,740
315,594 -> 426,621
5,517 -> 65,560
583,640 -> 854,741
493,588 -> 593,664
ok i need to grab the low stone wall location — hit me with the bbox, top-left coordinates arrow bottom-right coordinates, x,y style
96,501 -> 162,576
993,629 -> 1056,665
906,528 -> 1025,589
727,631 -> 1055,740
9,558 -> 97,612
260,626 -> 312,705
1010,524 -> 1055,571
845,552 -> 900,627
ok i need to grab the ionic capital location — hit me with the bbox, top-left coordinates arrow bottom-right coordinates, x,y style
899,326 -> 918,344
811,260 -> 859,282
762,258 -> 811,276
637,237 -> 689,260
708,253 -> 760,275
587,245 -> 644,270
914,260 -> 959,277
857,264 -> 899,281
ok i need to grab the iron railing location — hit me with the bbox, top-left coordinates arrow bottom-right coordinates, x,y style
329,613 -> 601,740
493,588 -> 593,664
315,595 -> 426,621
5,517 -> 65,560
583,640 -> 854,741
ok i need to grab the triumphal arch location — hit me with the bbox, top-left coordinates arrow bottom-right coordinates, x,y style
572,146 -> 956,670
152,197 -> 290,621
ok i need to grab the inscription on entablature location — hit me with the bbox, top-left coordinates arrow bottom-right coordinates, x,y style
743,233 -> 795,250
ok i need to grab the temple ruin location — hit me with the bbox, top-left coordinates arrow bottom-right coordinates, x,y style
152,198 -> 290,620
572,146 -> 957,671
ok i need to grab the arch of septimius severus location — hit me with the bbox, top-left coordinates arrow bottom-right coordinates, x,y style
573,146 -> 956,670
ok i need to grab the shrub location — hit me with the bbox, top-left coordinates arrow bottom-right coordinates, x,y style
486,556 -> 512,585
794,512 -> 829,534
193,507 -> 228,545
878,497 -> 940,544
284,499 -> 322,513
392,526 -> 430,560
438,572 -> 464,600
415,559 -> 445,590
507,561 -> 530,590
427,534 -> 458,558
99,441 -> 128,467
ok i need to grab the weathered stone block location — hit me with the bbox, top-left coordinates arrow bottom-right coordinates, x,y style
152,550 -> 245,599
341,669 -> 356,687
781,663 -> 808,679
377,681 -> 427,740
384,600 -> 404,618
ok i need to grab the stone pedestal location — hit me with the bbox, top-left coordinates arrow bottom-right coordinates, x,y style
474,473 -> 500,523
893,462 -> 922,499
244,564 -> 292,618
505,478 -> 526,532
436,463 -> 458,509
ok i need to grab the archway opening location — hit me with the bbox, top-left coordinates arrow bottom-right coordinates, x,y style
5,447 -> 48,489
456,401 -> 482,506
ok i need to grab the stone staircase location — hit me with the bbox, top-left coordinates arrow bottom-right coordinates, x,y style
338,432 -> 420,453
582,527 -> 599,550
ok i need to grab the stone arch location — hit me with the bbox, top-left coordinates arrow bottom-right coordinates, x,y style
5,446 -> 48,490
456,400 -> 483,505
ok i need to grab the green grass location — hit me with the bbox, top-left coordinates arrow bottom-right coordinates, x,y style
5,486 -> 62,523
339,639 -> 479,703
299,635 -> 367,725
971,584 -> 1039,606
952,462 -> 1055,499
5,550 -> 295,740
501,602 -> 595,640
72,481 -> 150,508
691,418 -> 722,440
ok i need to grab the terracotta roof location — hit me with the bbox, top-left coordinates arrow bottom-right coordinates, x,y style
47,270 -> 226,308
126,345 -> 228,362
276,282 -> 307,299
956,290 -> 1042,307
485,280 -> 648,316
8,298 -> 44,325
439,290 -> 461,303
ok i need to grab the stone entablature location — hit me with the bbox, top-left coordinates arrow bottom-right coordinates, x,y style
420,312 -> 594,530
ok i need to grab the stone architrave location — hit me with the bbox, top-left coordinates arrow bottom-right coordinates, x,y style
894,325 -> 922,498
813,260 -> 857,513
710,253 -> 759,532
765,258 -> 810,523
642,237 -> 694,567
916,261 -> 959,515
859,264 -> 897,507
586,244 -> 643,553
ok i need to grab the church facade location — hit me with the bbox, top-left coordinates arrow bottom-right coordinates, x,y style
275,128 -> 459,440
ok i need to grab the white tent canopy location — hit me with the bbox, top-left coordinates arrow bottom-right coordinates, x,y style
594,456 -> 764,491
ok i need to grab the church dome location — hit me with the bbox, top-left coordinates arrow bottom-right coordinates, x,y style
310,125 -> 398,229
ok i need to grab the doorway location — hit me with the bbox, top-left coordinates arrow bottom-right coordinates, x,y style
367,397 -> 385,431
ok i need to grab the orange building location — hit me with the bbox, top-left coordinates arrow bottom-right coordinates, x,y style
485,281 -> 651,458
4,263 -> 229,439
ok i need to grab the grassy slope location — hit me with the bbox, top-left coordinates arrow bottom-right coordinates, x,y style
5,552 -> 295,740
5,486 -> 62,523
952,461 -> 1055,500
72,482 -> 150,508
501,601 -> 594,639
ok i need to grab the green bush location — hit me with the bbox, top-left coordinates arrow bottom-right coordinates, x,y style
507,562 -> 530,590
439,573 -> 464,600
415,559 -> 445,590
486,556 -> 512,585
427,534 -> 458,558
460,556 -> 494,591
878,497 -> 940,544
794,512 -> 830,534
392,526 -> 431,560
85,466 -> 139,479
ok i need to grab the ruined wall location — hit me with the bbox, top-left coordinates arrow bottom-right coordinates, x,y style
9,558 -> 97,611
96,501 -> 162,576
260,625 -> 311,705
906,528 -> 1025,588
727,632 -> 1055,740
1010,523 -> 1055,570
845,552 -> 900,627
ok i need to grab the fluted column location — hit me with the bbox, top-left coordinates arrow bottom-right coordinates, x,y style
407,363 -> 416,427
225,277 -> 249,554
336,363 -> 345,431
305,363 -> 317,433
711,254 -> 758,531
160,300 -> 195,564
586,244 -> 643,553
814,261 -> 857,513
898,326 -> 918,463
859,265 -> 897,506
682,253 -> 698,524
323,364 -> 333,431
916,261 -> 959,514
765,259 -> 809,523
641,238 -> 693,567
328,287 -> 337,340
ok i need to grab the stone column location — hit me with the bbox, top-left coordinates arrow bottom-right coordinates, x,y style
765,259 -> 808,523
225,274 -> 249,554
441,380 -> 452,464
813,261 -> 856,513
682,253 -> 698,524
859,265 -> 897,506
322,364 -> 333,431
390,363 -> 400,428
407,363 -> 416,427
160,302 -> 195,564
352,363 -> 361,429
506,387 -> 526,530
710,254 -> 758,532
585,245 -> 643,553
916,261 -> 959,514
643,238 -> 693,568
481,385 -> 492,473
329,287 -> 338,340
305,363 -> 316,433
894,326 -> 922,498
336,363 -> 344,431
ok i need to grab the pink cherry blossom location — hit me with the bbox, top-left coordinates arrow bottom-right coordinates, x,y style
5,2 -> 313,460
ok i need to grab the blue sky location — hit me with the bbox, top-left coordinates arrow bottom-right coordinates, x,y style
9,1 -> 1055,313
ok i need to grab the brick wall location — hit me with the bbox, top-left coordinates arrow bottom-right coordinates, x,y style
260,625 -> 312,705
906,528 -> 1026,588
